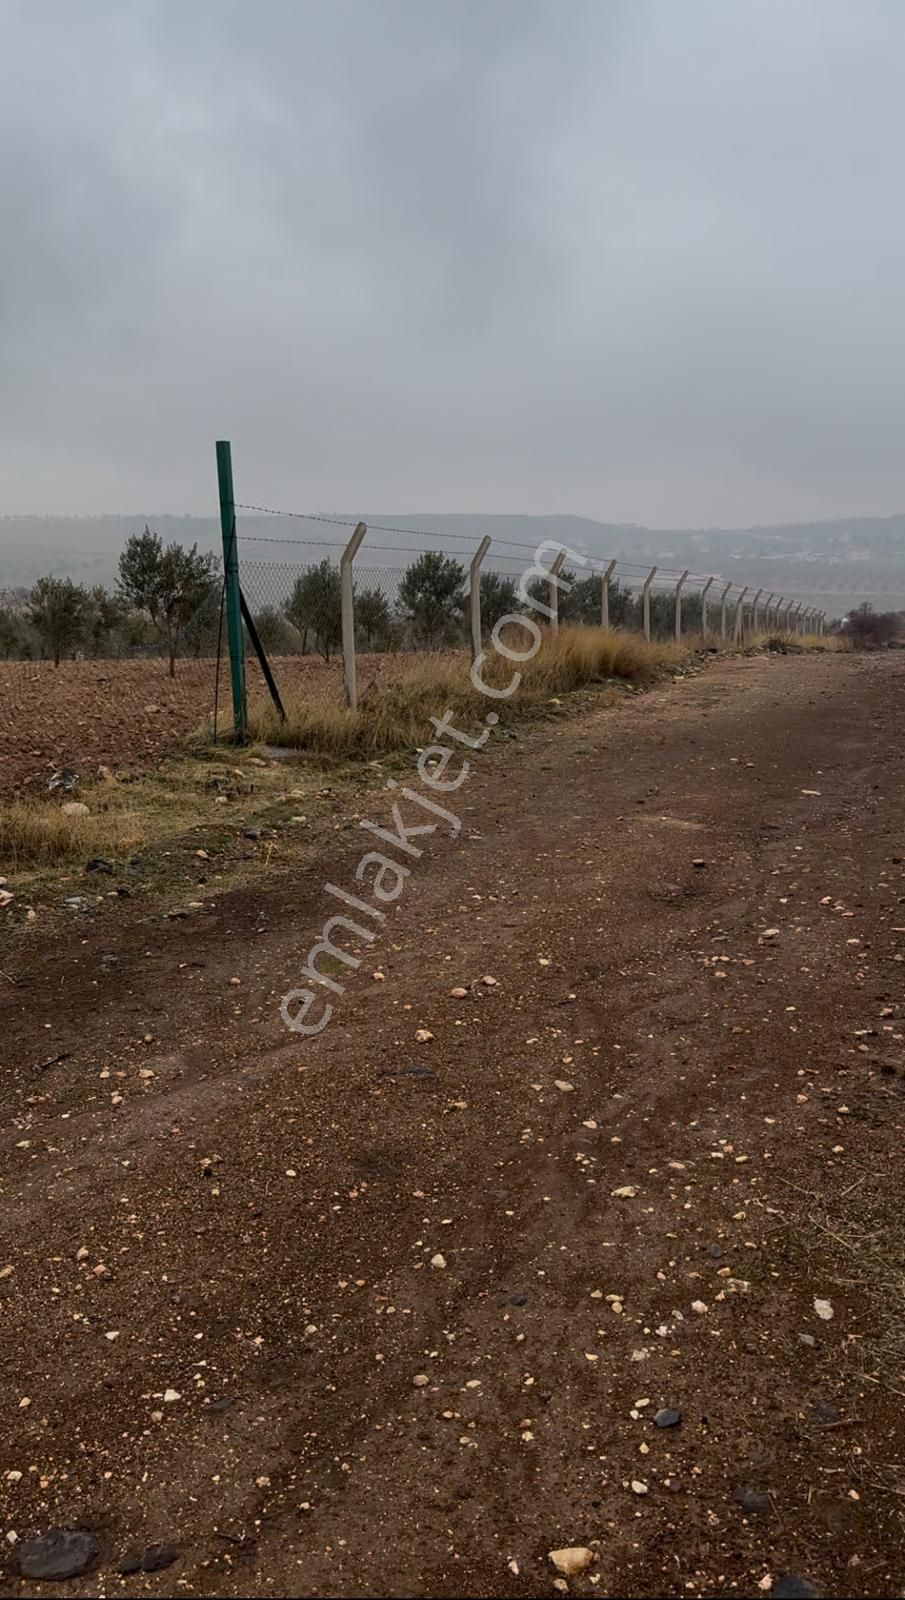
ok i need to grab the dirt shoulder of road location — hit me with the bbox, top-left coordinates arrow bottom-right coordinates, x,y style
1,649 -> 903,1599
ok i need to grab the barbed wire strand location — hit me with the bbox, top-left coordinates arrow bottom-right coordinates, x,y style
233,501 -> 729,584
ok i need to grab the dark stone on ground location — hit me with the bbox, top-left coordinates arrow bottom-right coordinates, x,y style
242,827 -> 262,840
141,1544 -> 180,1572
810,1401 -> 842,1423
654,1408 -> 681,1428
18,1528 -> 100,1581
509,1294 -> 528,1306
774,1576 -> 819,1599
119,1544 -> 179,1575
732,1486 -> 771,1512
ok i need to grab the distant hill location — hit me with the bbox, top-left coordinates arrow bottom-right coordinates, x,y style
3,511 -> 905,616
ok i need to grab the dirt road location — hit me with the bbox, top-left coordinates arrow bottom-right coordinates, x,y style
1,650 -> 904,1598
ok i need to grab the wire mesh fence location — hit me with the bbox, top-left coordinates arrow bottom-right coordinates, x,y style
228,510 -> 834,730
0,489 -> 844,792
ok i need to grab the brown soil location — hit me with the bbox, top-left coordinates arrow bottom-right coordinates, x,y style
0,650 -> 903,1598
0,655 -> 346,793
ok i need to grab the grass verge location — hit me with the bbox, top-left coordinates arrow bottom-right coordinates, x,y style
0,800 -> 146,873
0,624 -> 846,907
247,626 -> 691,756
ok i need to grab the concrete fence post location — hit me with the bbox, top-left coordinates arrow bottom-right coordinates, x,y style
642,566 -> 657,642
340,520 -> 367,710
549,550 -> 567,634
733,585 -> 749,642
752,587 -> 763,633
469,536 -> 492,664
763,592 -> 775,631
601,559 -> 617,630
700,576 -> 714,641
674,569 -> 689,641
720,581 -> 732,641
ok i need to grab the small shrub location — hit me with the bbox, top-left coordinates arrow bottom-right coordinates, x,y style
842,603 -> 902,649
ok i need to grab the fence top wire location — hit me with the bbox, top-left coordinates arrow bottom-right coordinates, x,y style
234,501 -> 723,580
232,502 -> 837,606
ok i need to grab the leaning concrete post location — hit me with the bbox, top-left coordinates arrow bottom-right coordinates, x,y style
674,569 -> 689,641
751,587 -> 763,633
601,559 -> 616,629
763,592 -> 775,630
549,550 -> 567,634
469,536 -> 491,664
341,520 -> 367,709
642,566 -> 657,642
700,576 -> 714,641
733,585 -> 748,642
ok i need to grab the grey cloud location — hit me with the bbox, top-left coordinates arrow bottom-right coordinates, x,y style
2,0 -> 905,523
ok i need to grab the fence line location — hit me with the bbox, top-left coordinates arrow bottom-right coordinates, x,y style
219,442 -> 832,727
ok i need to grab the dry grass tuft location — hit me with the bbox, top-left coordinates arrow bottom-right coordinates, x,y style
0,800 -> 145,871
248,626 -> 689,756
749,629 -> 851,654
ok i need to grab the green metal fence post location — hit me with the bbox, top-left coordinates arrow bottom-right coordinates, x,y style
216,440 -> 247,742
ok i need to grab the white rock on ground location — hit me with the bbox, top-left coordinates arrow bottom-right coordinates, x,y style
549,1547 -> 594,1576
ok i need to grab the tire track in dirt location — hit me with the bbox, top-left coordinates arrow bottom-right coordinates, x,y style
1,651 -> 903,1597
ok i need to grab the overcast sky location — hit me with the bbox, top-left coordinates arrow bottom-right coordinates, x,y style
3,0 -> 905,525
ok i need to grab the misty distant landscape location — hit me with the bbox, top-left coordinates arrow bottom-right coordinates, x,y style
3,510 -> 905,616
